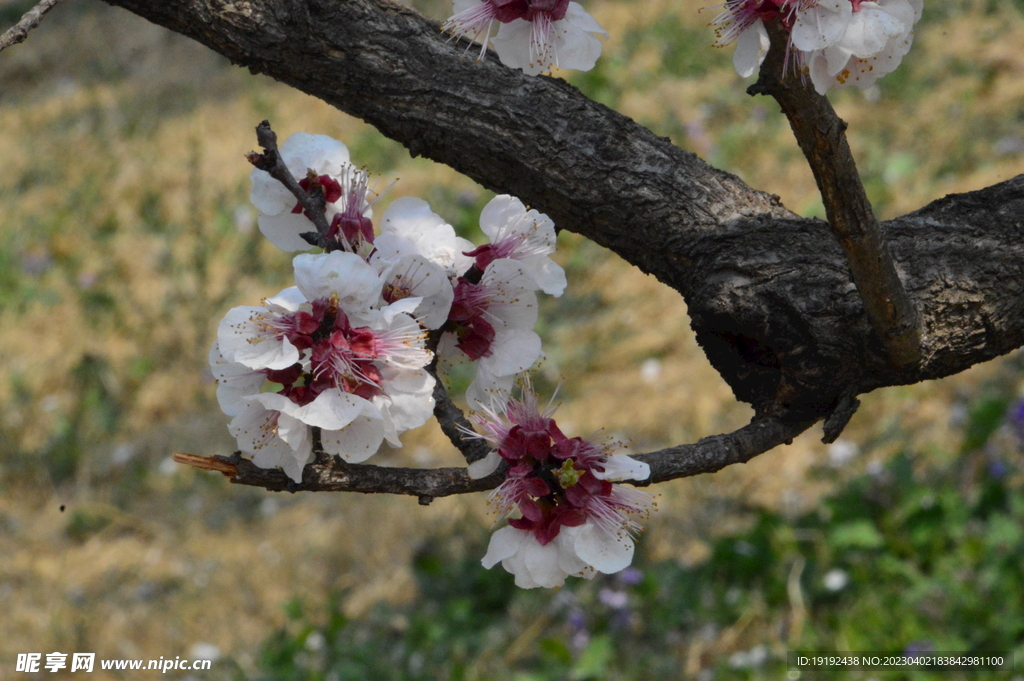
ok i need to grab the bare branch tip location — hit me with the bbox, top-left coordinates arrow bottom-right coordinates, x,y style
0,0 -> 63,54
172,452 -> 239,477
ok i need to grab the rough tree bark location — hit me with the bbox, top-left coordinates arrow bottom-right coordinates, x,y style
95,0 -> 1024,496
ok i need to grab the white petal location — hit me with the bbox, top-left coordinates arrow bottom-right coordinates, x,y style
492,19 -> 543,75
592,454 -> 651,482
733,19 -> 770,78
250,169 -> 296,216
523,536 -> 570,588
483,258 -> 537,297
275,411 -> 310,451
574,522 -> 635,574
468,450 -> 502,479
553,526 -> 591,576
257,210 -> 322,252
265,286 -> 307,311
279,132 -> 350,177
478,195 -> 524,242
466,366 -> 517,412
845,5 -> 904,58
483,329 -> 542,376
482,259 -> 540,329
482,525 -> 528,569
229,401 -> 311,482
562,2 -> 608,37
521,255 -> 566,296
554,4 -> 607,72
259,389 -> 366,431
378,367 -> 436,433
217,305 -> 300,370
378,255 -> 453,328
292,251 -> 382,312
791,0 -> 852,52
321,411 -> 385,463
379,197 -> 473,275
209,342 -> 265,417
807,50 -> 835,94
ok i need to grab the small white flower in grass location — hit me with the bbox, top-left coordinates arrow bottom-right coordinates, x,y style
465,195 -> 566,296
445,0 -> 607,76
823,567 -> 849,591
470,379 -> 655,588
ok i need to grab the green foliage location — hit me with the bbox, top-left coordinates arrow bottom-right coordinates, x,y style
253,385 -> 1024,680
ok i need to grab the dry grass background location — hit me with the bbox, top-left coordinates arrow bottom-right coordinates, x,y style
0,0 -> 1022,677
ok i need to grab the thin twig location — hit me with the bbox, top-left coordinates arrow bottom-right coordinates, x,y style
245,120 -> 332,246
0,0 -> 63,53
748,21 -> 921,370
423,327 -> 492,465
175,413 -> 817,499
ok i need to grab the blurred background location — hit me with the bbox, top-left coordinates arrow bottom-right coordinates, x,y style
1,0 -> 1023,678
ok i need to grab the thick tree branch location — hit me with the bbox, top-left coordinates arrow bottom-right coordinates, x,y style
173,412 -> 816,498
748,21 -> 921,371
0,0 -> 63,54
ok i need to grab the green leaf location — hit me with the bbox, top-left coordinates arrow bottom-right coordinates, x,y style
829,520 -> 884,550
570,635 -> 613,680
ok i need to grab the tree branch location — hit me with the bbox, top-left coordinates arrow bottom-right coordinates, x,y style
424,328 -> 492,465
748,21 -> 921,371
0,0 -> 63,54
101,0 -> 1024,428
173,411 -> 816,499
246,120 -> 333,247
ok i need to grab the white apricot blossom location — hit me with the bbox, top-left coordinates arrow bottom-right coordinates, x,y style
212,251 -> 436,480
806,0 -> 921,93
250,132 -> 374,252
228,389 -> 385,483
444,0 -> 608,76
374,196 -> 475,278
713,0 -> 919,92
473,379 -> 655,588
440,258 -> 543,410
491,2 -> 608,76
465,195 -> 566,296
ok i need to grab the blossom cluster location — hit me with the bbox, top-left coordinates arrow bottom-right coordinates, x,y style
443,0 -> 608,75
469,381 -> 655,588
211,131 -> 564,484
713,0 -> 923,93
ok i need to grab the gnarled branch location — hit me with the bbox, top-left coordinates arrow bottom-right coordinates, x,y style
97,0 -> 1024,418
100,0 -> 1024,490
